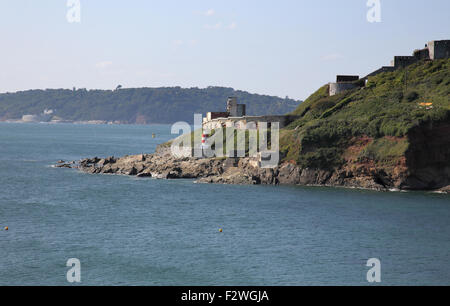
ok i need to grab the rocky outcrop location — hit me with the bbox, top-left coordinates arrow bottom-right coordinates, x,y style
72,150 -> 225,181
57,150 -> 446,192
56,128 -> 449,193
57,152 -> 449,192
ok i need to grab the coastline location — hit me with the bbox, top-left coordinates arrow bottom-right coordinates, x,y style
55,145 -> 450,194
0,119 -> 126,125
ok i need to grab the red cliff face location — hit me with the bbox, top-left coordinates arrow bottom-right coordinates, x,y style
273,120 -> 450,191
333,121 -> 450,191
403,121 -> 450,190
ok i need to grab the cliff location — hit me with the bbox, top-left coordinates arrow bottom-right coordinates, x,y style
276,58 -> 450,191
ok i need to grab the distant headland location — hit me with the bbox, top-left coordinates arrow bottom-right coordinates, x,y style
0,86 -> 301,125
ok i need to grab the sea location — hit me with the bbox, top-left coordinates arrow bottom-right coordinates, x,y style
0,122 -> 449,285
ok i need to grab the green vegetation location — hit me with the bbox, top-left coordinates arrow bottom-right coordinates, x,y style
174,127 -> 271,157
0,86 -> 300,124
281,59 -> 450,169
358,138 -> 409,166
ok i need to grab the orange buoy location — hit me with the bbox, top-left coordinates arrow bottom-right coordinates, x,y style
219,228 -> 223,233
4,227 -> 8,231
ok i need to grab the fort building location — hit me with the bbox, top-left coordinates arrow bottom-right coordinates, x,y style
203,97 -> 299,131
370,39 -> 450,76
391,56 -> 418,69
329,75 -> 360,96
329,39 -> 450,96
226,97 -> 246,117
428,40 -> 450,60
336,75 -> 360,83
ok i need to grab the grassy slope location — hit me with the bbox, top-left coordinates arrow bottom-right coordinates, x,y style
280,59 -> 450,170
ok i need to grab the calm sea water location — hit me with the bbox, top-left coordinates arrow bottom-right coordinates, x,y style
0,122 -> 449,286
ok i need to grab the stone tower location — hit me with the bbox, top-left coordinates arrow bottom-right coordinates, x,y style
428,40 -> 450,60
227,97 -> 238,117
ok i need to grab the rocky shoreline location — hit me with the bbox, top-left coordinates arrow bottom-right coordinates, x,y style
55,145 -> 449,193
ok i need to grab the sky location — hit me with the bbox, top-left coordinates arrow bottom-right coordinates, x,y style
0,0 -> 449,100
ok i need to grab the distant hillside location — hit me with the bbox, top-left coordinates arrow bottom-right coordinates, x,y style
0,86 -> 301,124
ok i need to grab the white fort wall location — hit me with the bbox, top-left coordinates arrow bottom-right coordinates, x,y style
202,115 -> 298,131
329,82 -> 359,96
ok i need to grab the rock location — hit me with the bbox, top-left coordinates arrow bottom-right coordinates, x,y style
152,172 -> 168,179
223,158 -> 239,169
278,163 -> 301,185
299,168 -> 318,185
126,167 -> 138,176
105,156 -> 116,164
100,164 -> 114,174
55,163 -> 72,168
96,159 -> 107,167
136,167 -> 152,177
437,185 -> 450,193
65,140 -> 447,192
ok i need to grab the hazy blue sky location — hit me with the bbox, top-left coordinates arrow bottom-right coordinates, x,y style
0,0 -> 449,100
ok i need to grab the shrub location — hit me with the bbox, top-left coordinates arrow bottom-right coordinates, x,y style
406,91 -> 419,102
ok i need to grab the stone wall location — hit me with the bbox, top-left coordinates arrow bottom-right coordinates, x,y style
413,48 -> 430,60
203,115 -> 299,131
226,97 -> 238,117
429,40 -> 450,60
336,39 -> 449,91
206,112 -> 229,121
364,66 -> 396,78
236,104 -> 246,117
329,82 -> 359,96
392,56 -> 417,68
336,75 -> 359,83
